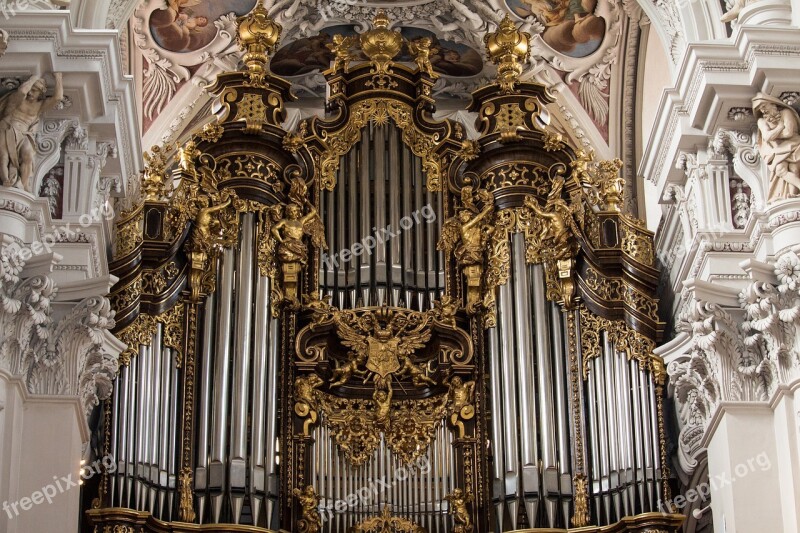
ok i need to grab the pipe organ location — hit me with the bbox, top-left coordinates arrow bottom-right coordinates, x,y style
89,6 -> 683,533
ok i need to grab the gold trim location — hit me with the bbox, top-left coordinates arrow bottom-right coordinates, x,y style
316,99 -> 443,191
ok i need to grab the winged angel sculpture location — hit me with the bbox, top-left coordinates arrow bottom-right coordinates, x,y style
259,177 -> 327,311
438,187 -> 496,314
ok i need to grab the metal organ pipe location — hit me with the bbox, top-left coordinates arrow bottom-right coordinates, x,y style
230,214 -> 255,523
209,246 -> 235,522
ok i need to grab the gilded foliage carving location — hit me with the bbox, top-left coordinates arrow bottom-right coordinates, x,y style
578,306 -> 662,382
317,99 -> 443,191
354,506 -> 425,533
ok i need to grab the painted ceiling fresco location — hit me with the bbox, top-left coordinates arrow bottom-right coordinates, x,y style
135,0 -> 631,155
149,0 -> 257,53
271,26 -> 483,78
506,0 -> 606,58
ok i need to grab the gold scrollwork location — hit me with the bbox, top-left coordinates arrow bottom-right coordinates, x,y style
114,204 -> 143,260
317,99 -> 443,191
316,393 -> 448,466
482,161 -> 549,195
354,506 -> 425,533
578,306 -> 664,383
621,223 -> 655,267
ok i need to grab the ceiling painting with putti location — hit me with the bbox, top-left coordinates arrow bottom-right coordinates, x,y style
132,0 -> 641,169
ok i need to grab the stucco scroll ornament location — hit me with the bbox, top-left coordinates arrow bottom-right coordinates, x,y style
133,0 -> 241,121
0,73 -> 63,193
752,92 -> 800,202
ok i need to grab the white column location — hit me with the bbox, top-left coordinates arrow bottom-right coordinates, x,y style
703,393 -> 799,533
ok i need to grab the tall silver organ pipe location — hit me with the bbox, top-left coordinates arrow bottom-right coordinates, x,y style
309,426 -> 454,532
192,213 -> 282,526
489,236 -> 573,530
110,324 -> 180,522
320,124 -> 444,310
584,336 -> 662,524
111,213 -> 281,527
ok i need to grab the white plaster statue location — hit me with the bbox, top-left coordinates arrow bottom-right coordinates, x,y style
720,0 -> 765,22
752,92 -> 800,202
0,73 -> 63,193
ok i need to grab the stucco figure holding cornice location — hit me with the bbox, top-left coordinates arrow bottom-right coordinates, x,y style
0,73 -> 63,193
753,92 -> 800,202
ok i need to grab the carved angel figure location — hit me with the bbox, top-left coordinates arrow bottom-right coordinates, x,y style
326,34 -> 356,73
193,193 -> 233,246
524,176 -> 575,261
439,187 -> 495,266
752,93 -> 800,202
445,488 -> 474,533
447,376 -> 475,426
0,73 -> 63,192
271,178 -> 327,264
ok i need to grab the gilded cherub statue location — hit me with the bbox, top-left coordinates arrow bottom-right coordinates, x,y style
408,37 -> 438,78
326,34 -> 357,73
293,485 -> 321,533
439,187 -> 495,313
0,73 -> 63,192
445,488 -> 474,533
446,375 -> 475,437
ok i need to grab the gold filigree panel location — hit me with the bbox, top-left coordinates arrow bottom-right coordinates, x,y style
316,99 -> 443,191
578,306 -> 664,383
317,393 -> 448,466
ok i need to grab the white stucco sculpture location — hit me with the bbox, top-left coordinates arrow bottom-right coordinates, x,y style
753,92 -> 800,202
0,73 -> 63,193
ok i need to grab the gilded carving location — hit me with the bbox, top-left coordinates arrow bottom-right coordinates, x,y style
408,37 -> 438,79
571,473 -> 590,527
142,144 -> 174,201
579,306 -> 663,382
445,488 -> 474,533
326,35 -> 357,74
316,99 -> 443,191
439,187 -> 496,316
484,14 -> 531,94
446,376 -> 475,438
268,178 -> 327,309
294,374 -> 323,436
177,467 -> 195,522
293,485 -> 322,533
354,506 -> 425,533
